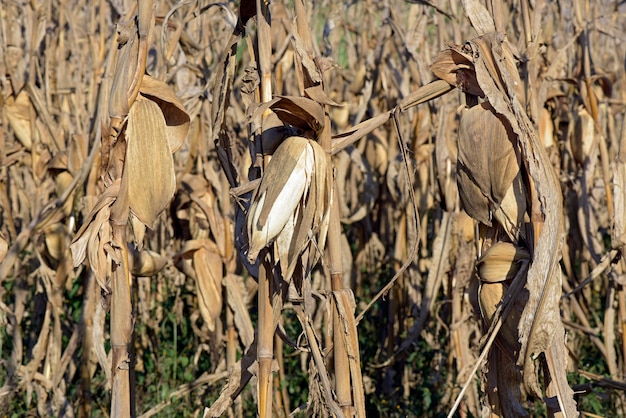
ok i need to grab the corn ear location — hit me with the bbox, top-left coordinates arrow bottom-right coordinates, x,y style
457,101 -> 527,241
247,136 -> 314,262
123,96 -> 177,229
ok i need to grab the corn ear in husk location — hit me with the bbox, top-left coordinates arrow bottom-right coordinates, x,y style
457,101 -> 527,242
247,135 -> 331,282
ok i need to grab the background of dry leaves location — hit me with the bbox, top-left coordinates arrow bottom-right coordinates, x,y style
1,0 -> 626,416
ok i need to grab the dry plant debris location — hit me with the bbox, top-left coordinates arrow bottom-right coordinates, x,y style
1,0 -> 626,417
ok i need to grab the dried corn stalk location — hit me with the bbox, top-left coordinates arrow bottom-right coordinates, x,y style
70,2 -> 190,416
432,25 -> 578,417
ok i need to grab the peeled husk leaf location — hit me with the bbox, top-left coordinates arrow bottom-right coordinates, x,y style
278,138 -> 331,282
122,96 -> 177,229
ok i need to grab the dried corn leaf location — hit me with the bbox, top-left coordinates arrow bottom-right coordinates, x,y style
0,233 -> 7,264
4,91 -> 33,149
613,123 -> 626,247
123,96 -> 176,229
571,106 -> 596,166
334,147 -> 376,224
486,348 -> 528,418
43,223 -> 68,262
223,274 -> 255,348
194,245 -> 223,333
461,0 -> 495,35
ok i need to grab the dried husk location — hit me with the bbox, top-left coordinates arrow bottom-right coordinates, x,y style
457,101 -> 526,240
477,242 -> 530,284
223,274 -> 255,348
477,242 -> 530,351
128,246 -> 168,277
122,96 -> 177,229
571,106 -> 596,166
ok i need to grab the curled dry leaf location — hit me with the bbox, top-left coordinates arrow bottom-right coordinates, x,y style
176,239 -> 224,333
71,180 -> 121,290
249,95 -> 325,136
223,274 -> 255,348
194,245 -> 223,333
431,47 -> 482,97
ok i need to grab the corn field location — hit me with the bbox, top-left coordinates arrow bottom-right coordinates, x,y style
1,0 -> 626,416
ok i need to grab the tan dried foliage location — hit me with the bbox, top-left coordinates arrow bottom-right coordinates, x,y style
3,1 -> 626,417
